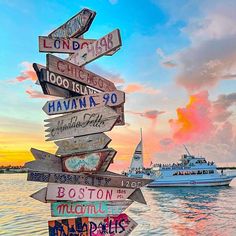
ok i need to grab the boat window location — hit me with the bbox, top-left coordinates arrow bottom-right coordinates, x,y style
209,170 -> 214,174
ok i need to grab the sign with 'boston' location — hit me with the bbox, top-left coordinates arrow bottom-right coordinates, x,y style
42,90 -> 125,115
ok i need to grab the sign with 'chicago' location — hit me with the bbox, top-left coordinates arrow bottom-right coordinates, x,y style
44,106 -> 119,141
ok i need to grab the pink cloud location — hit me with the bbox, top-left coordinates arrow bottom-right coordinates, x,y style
124,83 -> 160,94
15,62 -> 37,82
127,110 -> 165,120
25,89 -> 46,98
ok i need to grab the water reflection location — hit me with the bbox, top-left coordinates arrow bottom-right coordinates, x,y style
128,186 -> 236,236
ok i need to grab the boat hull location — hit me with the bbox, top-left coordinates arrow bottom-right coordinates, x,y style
147,177 -> 234,187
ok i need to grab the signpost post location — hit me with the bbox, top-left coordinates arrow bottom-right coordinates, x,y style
25,7 -> 151,236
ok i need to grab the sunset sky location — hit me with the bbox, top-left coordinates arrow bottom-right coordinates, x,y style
0,0 -> 236,170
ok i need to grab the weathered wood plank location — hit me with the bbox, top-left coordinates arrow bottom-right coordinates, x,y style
99,149 -> 116,172
68,29 -> 122,66
33,63 -> 79,98
50,200 -> 133,217
46,183 -> 135,202
44,106 -> 119,141
39,37 -> 94,53
24,148 -> 62,172
48,214 -> 137,236
47,54 -> 116,92
61,148 -> 115,173
27,170 -> 153,189
55,133 -> 111,156
48,8 -> 96,38
42,90 -> 125,116
113,104 -> 125,126
39,68 -> 98,96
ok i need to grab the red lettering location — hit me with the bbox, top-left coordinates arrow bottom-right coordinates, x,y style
88,188 -> 96,199
97,189 -> 103,199
106,189 -> 113,200
78,188 -> 84,199
57,61 -> 65,73
43,39 -> 52,48
56,187 -> 65,198
62,39 -> 70,49
68,188 -> 76,198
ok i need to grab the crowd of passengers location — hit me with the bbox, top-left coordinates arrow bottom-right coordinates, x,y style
153,161 -> 215,169
173,169 -> 215,175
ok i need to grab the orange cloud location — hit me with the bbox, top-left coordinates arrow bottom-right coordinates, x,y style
15,62 -> 37,82
169,91 -> 215,143
124,83 -> 160,94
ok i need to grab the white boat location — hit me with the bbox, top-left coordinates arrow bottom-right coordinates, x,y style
148,149 -> 236,187
127,132 -> 236,187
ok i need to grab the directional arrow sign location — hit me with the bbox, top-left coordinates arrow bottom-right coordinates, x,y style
24,148 -> 62,172
50,200 -> 133,217
47,54 -> 116,92
48,8 -> 96,38
39,37 -> 94,53
48,214 -> 137,236
61,148 -> 116,173
68,29 -> 122,66
33,63 -> 79,98
46,183 -> 135,202
27,170 -> 153,189
44,106 -> 119,141
55,133 -> 111,156
39,36 -> 117,56
42,90 -> 125,115
99,148 -> 116,172
39,68 -> 98,96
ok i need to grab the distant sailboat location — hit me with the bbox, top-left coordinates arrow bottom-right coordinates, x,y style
127,129 -> 146,178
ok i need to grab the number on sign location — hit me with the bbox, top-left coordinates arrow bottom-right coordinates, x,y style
103,93 -> 117,105
107,33 -> 113,49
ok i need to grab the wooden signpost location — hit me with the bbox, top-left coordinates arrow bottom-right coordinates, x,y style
44,106 -> 119,141
27,8 -> 150,236
48,8 -> 96,38
50,200 -> 133,217
48,214 -> 137,236
47,54 -> 116,92
68,29 -> 122,66
27,170 -> 152,189
39,36 -> 117,55
46,183 -> 136,202
61,148 -> 115,173
39,68 -> 98,96
55,133 -> 111,156
42,90 -> 125,116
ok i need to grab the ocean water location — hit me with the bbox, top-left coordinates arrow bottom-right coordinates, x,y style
0,174 -> 236,236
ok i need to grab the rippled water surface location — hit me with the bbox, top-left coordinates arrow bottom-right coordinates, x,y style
0,174 -> 236,236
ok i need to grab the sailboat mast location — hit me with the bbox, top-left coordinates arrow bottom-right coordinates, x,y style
140,128 -> 143,167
